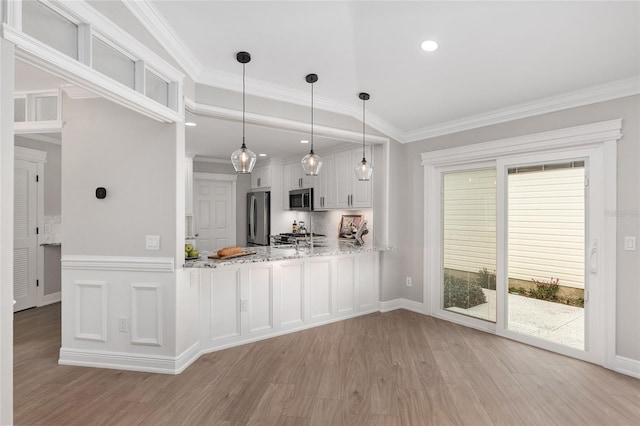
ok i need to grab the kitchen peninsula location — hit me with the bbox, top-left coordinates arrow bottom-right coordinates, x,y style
185,242 -> 390,354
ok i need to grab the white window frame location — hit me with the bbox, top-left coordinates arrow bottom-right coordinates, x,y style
422,119 -> 621,369
2,0 -> 184,122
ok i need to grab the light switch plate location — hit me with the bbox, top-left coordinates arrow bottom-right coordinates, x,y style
146,235 -> 160,250
624,236 -> 636,251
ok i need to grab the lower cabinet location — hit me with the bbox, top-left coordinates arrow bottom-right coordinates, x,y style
198,252 -> 379,351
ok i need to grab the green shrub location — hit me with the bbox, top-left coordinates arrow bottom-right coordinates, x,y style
444,272 -> 487,309
529,277 -> 560,300
475,267 -> 496,290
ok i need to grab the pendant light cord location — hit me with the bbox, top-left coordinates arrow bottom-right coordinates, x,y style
362,97 -> 366,160
242,62 -> 246,148
310,81 -> 314,153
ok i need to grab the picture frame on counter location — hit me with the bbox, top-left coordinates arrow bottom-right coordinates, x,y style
339,214 -> 364,239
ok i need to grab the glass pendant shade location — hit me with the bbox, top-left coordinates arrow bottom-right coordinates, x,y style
355,157 -> 373,181
231,143 -> 256,174
301,150 -> 323,176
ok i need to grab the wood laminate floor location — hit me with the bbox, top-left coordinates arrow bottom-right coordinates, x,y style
14,303 -> 640,425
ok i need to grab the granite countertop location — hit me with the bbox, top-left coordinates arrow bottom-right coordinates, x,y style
184,242 -> 393,268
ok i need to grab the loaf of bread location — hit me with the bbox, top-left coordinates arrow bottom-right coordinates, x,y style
217,247 -> 243,257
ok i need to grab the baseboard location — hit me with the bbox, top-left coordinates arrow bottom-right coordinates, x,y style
59,343 -> 200,375
40,291 -> 61,306
379,298 -> 425,314
614,355 -> 640,379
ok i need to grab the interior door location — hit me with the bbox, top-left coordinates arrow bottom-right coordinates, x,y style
14,159 -> 38,312
195,179 -> 235,252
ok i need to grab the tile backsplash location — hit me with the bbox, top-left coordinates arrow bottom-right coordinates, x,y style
42,215 -> 62,244
293,209 -> 374,243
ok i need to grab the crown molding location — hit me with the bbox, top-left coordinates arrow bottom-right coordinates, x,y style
193,156 -> 230,165
15,132 -> 62,146
198,68 -> 405,142
14,120 -> 63,134
190,101 -> 389,145
406,76 -> 640,143
122,0 -> 202,81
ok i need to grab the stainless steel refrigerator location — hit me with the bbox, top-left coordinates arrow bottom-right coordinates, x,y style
247,191 -> 270,246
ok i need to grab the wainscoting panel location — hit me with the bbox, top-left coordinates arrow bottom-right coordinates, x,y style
309,259 -> 332,320
279,262 -> 305,326
248,265 -> 273,333
131,283 -> 162,346
209,268 -> 241,341
74,280 -> 107,342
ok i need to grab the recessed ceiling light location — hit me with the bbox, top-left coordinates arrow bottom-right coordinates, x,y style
258,153 -> 267,157
185,121 -> 197,127
300,140 -> 309,144
421,40 -> 439,52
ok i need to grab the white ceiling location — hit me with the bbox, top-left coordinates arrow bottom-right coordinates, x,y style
13,1 -> 640,162
152,0 -> 639,137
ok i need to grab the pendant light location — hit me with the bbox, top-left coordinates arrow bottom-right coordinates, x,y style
231,51 -> 257,174
355,92 -> 373,181
301,73 -> 323,176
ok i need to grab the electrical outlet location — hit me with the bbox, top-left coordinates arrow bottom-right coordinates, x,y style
406,276 -> 412,287
118,318 -> 128,332
624,236 -> 636,251
240,299 -> 249,312
145,235 -> 160,250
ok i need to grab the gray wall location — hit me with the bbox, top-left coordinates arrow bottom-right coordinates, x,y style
397,95 -> 640,361
62,95 -> 178,257
14,136 -> 62,295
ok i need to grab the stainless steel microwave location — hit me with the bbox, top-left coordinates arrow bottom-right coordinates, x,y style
289,188 -> 314,211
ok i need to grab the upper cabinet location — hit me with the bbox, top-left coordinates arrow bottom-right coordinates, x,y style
284,163 -> 316,192
251,165 -> 273,189
331,146 -> 373,209
284,146 -> 372,211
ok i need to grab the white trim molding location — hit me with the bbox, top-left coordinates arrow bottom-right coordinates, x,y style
61,255 -> 175,273
614,356 -> 640,379
378,298 -> 426,314
13,120 -> 62,134
14,145 -> 47,163
193,155 -> 229,165
15,133 -> 61,145
193,172 -> 237,182
122,0 -> 202,81
189,101 -> 390,145
59,341 -> 200,375
407,76 -> 639,143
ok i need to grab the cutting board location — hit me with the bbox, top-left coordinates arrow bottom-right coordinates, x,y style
208,250 -> 257,260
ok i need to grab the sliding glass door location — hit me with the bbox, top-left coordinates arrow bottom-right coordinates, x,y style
435,146 -> 605,363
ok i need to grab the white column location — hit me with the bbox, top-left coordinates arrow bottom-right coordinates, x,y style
0,37 -> 16,425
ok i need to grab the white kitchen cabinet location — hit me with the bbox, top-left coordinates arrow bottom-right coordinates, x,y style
336,256 -> 356,313
283,162 -> 317,209
313,155 -> 334,210
184,156 -> 194,216
251,165 -> 272,189
330,147 -> 373,209
284,162 -> 315,191
197,251 -> 380,353
308,258 -> 332,321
